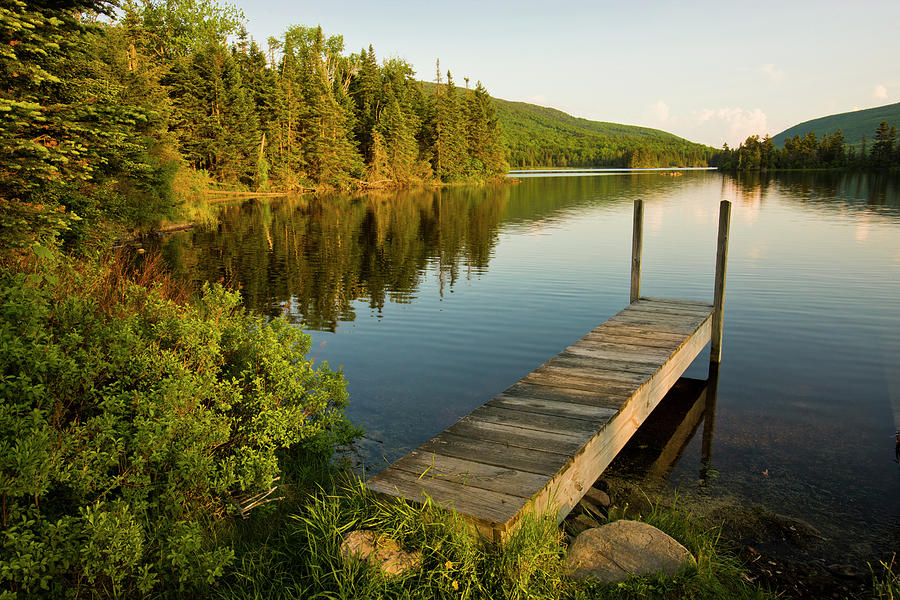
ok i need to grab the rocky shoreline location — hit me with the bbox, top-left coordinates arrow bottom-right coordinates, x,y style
570,476 -> 894,599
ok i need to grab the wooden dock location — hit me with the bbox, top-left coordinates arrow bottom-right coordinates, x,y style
367,200 -> 732,541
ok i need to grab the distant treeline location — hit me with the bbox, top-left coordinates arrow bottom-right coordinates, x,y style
507,142 -> 717,170
1,0 -> 505,250
718,122 -> 900,171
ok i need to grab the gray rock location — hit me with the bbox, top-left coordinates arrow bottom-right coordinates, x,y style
340,529 -> 422,577
584,487 -> 611,508
773,514 -> 825,540
566,520 -> 695,582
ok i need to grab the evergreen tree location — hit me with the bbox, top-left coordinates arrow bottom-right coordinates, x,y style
350,44 -> 381,165
465,82 -> 507,175
871,121 -> 896,167
235,38 -> 278,189
430,66 -> 468,181
0,0 -> 176,248
818,129 -> 844,166
285,26 -> 360,186
216,45 -> 260,184
374,92 -> 417,181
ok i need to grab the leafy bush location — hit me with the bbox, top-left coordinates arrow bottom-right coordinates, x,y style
0,250 -> 354,597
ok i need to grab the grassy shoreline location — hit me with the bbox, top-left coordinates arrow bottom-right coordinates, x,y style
210,472 -> 776,600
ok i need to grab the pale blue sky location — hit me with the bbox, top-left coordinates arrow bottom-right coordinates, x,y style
230,0 -> 900,147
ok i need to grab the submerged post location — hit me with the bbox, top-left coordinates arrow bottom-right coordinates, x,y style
630,199 -> 643,303
701,361 -> 719,473
710,200 -> 732,363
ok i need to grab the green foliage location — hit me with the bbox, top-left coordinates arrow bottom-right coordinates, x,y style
1,0 -> 508,254
871,121 -> 897,167
771,100 -> 900,150
123,0 -> 244,62
871,555 -> 899,600
720,121 -> 900,170
0,251 -> 355,597
282,26 -> 361,187
211,479 -> 773,600
0,0 -> 182,251
215,478 -> 568,600
486,96 -> 717,168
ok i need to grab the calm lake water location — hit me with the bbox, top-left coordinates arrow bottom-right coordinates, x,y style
161,170 -> 900,557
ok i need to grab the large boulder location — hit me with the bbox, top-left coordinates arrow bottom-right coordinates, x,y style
566,520 -> 695,582
340,529 -> 423,577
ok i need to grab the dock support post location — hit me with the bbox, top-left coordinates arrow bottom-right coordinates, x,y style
630,199 -> 643,303
710,200 -> 732,364
700,361 -> 719,484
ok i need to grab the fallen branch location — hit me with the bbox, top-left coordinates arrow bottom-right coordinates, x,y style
230,477 -> 283,519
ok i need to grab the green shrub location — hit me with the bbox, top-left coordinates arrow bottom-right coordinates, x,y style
0,250 -> 355,597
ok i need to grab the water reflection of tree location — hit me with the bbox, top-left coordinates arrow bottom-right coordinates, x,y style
163,185 -> 510,331
724,171 -> 900,214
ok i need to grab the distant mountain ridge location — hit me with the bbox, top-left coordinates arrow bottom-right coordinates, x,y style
420,81 -> 718,168
772,102 -> 900,149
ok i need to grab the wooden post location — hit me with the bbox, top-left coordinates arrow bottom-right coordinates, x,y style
630,199 -> 643,303
710,200 -> 731,363
701,361 -> 719,471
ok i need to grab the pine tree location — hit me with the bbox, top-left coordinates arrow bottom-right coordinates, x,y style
234,39 -> 277,189
871,121 -> 896,167
465,82 -> 507,175
351,45 -> 381,165
216,45 -> 260,184
0,0 -> 177,248
285,26 -> 360,186
374,93 -> 417,181
430,66 -> 468,181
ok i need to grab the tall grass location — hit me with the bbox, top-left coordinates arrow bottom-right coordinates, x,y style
873,555 -> 899,600
213,478 -> 774,600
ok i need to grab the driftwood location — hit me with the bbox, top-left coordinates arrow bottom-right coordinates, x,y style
352,178 -> 404,190
205,190 -> 290,197
230,477 -> 282,519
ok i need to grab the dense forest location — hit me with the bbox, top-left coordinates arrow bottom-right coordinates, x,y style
489,98 -> 718,169
718,121 -> 900,170
1,0 -> 506,251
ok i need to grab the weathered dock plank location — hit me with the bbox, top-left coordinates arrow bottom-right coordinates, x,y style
415,432 -> 569,476
367,297 -> 713,541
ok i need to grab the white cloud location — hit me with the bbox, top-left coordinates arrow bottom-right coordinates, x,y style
758,63 -> 785,83
643,100 -> 670,126
873,84 -> 888,100
693,107 -> 768,147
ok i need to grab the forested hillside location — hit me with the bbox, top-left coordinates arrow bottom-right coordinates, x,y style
720,120 -> 899,170
1,0 -> 505,251
419,82 -> 719,168
492,99 -> 718,168
772,102 -> 900,149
